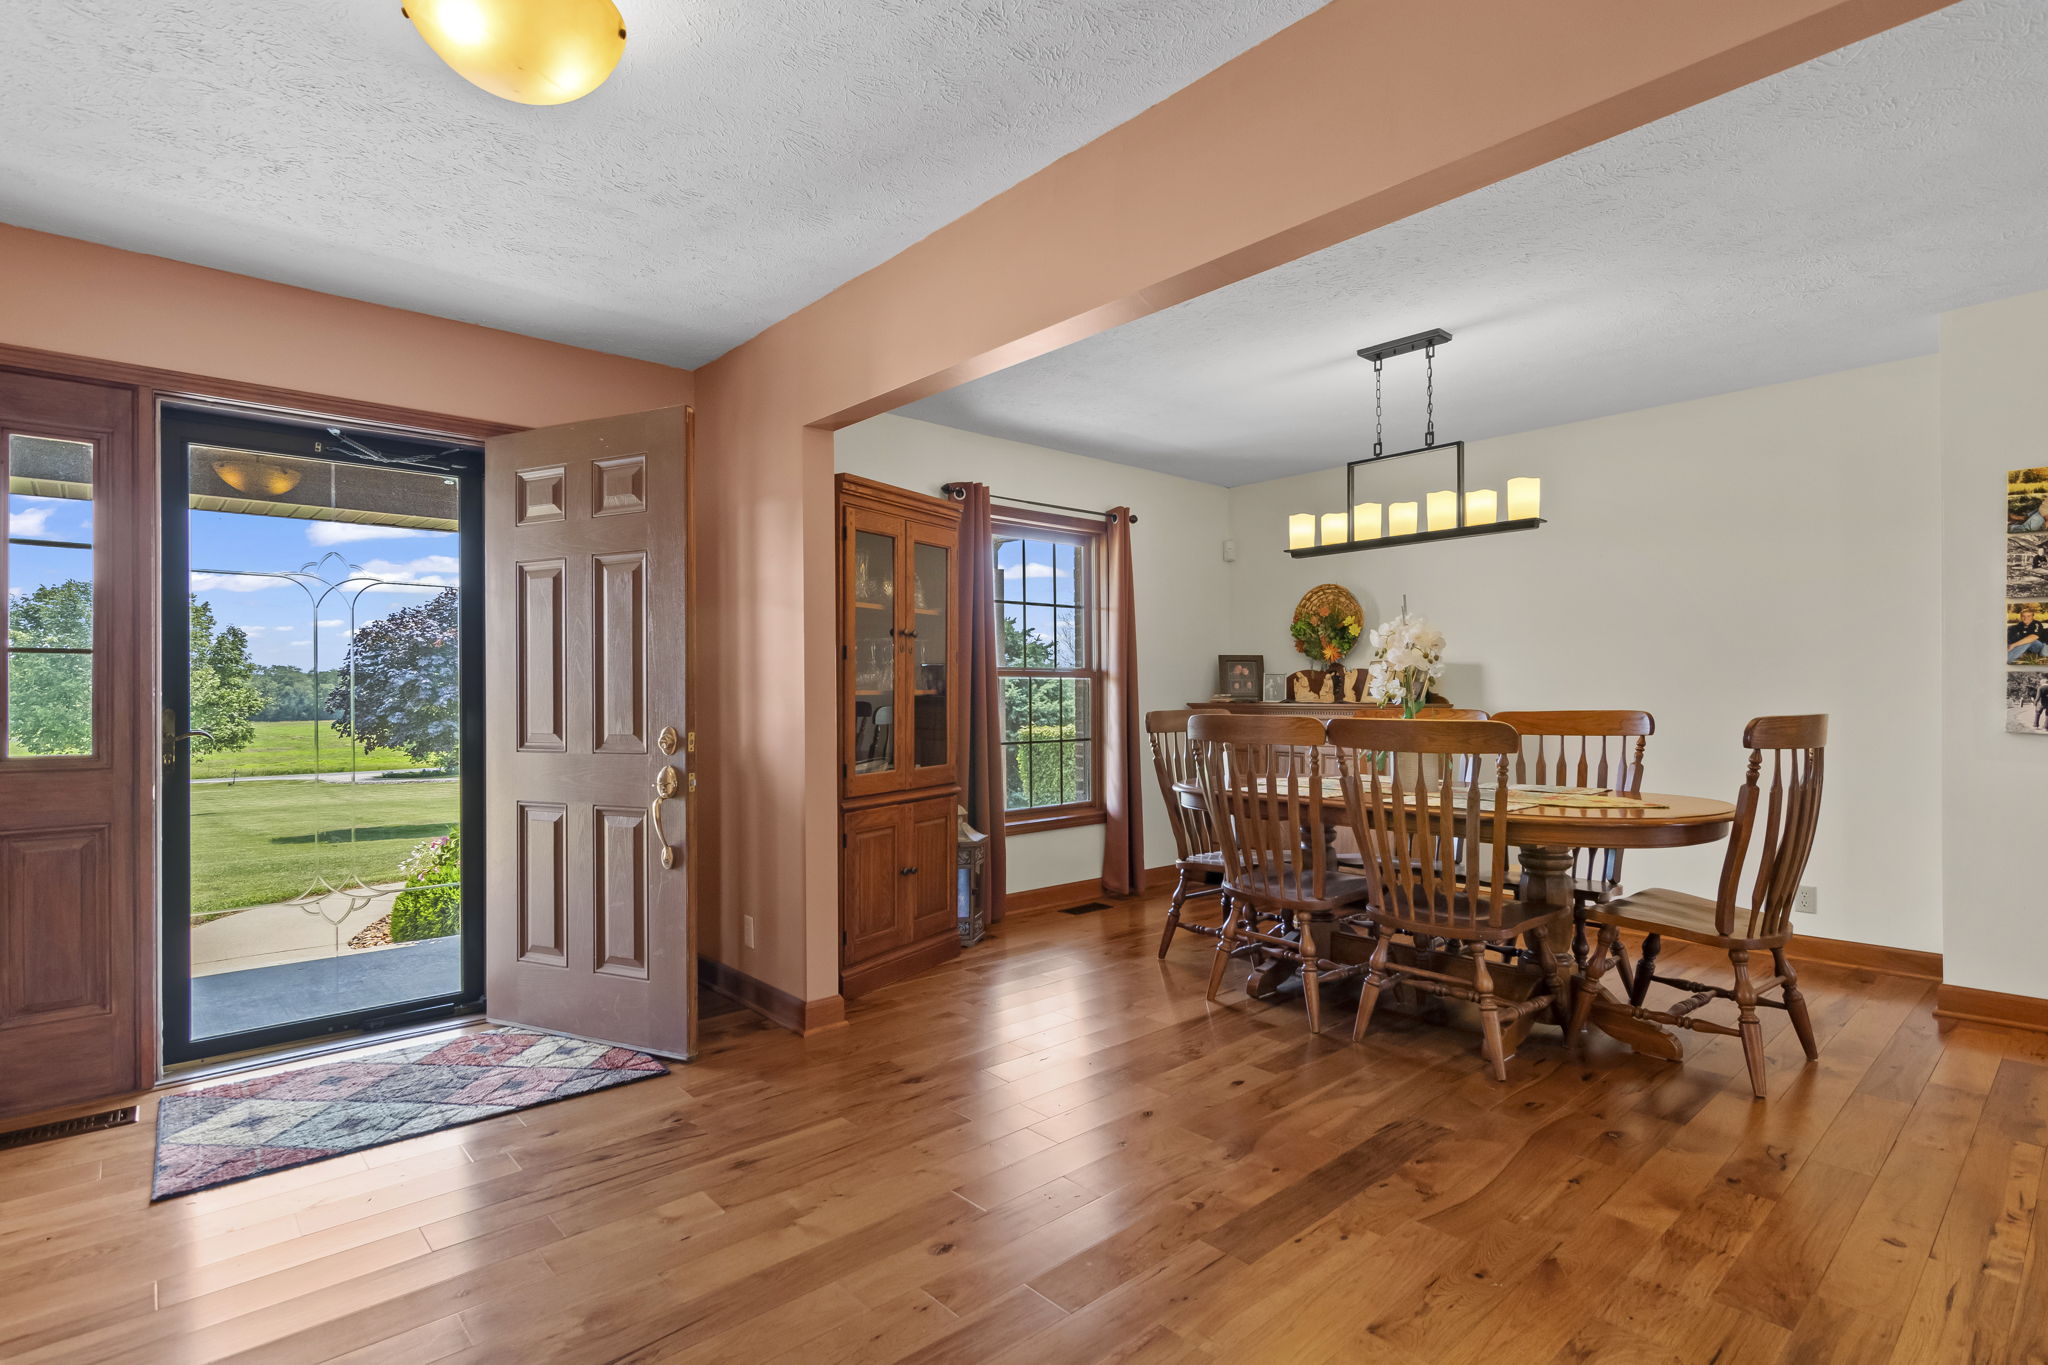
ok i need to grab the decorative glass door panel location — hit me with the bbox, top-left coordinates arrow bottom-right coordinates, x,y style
847,515 -> 899,789
907,527 -> 956,783
5,435 -> 96,758
161,411 -> 481,1062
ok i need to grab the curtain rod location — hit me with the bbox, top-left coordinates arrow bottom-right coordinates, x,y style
940,483 -> 1136,524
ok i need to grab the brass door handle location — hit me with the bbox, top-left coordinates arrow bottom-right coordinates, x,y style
649,765 -> 684,870
161,709 -> 214,766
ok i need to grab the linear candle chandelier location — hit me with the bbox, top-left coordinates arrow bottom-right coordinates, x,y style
1287,329 -> 1544,557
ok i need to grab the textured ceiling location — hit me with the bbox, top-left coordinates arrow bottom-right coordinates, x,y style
900,0 -> 2048,486
0,0 -> 1325,367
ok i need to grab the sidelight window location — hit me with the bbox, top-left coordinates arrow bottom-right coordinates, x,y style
4,434 -> 96,759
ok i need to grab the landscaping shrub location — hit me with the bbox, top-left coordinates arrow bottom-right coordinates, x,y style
391,828 -> 461,941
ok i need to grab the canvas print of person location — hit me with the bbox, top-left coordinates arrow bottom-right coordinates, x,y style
2009,670 -> 2048,735
2012,467 -> 2048,534
2010,602 -> 2048,665
2010,533 -> 2048,598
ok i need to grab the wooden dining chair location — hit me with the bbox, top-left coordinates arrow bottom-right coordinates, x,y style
1328,717 -> 1576,1080
1569,715 -> 1827,1099
1489,710 -> 1654,907
1190,714 -> 1373,1034
1147,710 -> 1228,958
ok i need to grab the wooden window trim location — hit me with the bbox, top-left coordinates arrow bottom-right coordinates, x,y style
993,511 -> 1106,826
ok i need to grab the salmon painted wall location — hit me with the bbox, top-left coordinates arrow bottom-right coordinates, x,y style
0,225 -> 693,427
693,0 -> 1951,1004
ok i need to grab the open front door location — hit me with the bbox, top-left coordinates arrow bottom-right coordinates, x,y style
484,406 -> 694,1059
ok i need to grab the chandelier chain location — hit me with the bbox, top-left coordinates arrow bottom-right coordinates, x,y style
1372,357 -> 1384,458
1424,342 -> 1436,448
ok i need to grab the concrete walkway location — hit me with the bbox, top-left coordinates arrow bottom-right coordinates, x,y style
190,768 -> 455,785
189,882 -> 407,976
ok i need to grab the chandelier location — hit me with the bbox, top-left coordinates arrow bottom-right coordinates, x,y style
1287,329 -> 1544,557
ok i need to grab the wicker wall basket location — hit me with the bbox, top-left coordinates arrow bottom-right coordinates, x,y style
1293,583 -> 1363,637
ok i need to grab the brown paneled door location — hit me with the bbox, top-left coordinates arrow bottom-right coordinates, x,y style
0,371 -> 149,1118
484,407 -> 694,1059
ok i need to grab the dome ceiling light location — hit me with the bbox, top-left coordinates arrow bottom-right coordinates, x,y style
402,0 -> 627,107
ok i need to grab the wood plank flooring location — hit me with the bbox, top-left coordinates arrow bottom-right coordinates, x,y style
4,895 -> 2047,1364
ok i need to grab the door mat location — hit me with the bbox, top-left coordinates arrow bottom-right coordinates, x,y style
151,1029 -> 666,1201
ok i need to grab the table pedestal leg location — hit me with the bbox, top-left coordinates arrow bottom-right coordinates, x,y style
1517,841 -> 1685,1063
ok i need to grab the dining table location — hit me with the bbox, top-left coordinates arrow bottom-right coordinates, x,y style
1184,778 -> 1739,1059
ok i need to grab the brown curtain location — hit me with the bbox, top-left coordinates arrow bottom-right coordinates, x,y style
958,484 -> 1008,921
1101,506 -> 1145,895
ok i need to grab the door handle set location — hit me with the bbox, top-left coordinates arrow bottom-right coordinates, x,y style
161,708 -> 215,766
648,764 -> 683,870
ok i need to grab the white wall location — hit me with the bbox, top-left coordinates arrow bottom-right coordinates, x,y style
835,414 -> 1233,895
1226,359 -> 1945,952
1940,288 -> 2048,996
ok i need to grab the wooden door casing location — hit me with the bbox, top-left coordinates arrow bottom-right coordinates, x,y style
484,406 -> 694,1060
0,369 -> 149,1118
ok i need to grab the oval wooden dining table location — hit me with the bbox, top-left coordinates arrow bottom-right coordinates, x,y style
1186,780 -> 1738,1060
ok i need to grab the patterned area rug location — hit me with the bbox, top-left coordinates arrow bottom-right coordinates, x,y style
151,1030 -> 667,1201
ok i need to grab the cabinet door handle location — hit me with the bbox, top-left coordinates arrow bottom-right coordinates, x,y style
900,865 -> 918,876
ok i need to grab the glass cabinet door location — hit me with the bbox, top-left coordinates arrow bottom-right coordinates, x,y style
906,524 -> 956,783
848,521 -> 898,781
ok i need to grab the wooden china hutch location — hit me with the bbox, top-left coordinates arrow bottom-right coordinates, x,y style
836,475 -> 966,996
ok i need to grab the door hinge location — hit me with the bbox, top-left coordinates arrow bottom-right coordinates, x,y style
687,772 -> 697,793
686,730 -> 696,754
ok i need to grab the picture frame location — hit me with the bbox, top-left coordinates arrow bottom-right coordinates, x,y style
1217,654 -> 1264,701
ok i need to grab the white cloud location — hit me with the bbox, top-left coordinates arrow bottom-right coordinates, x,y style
305,522 -> 438,547
8,506 -> 53,537
356,555 -> 459,593
318,619 -> 344,628
288,639 -> 311,646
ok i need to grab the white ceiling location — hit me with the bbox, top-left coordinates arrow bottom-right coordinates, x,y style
900,0 -> 2048,487
0,0 -> 1325,367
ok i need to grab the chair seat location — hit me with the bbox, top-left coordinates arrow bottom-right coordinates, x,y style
1587,887 -> 1787,949
1180,851 -> 1226,872
1369,888 -> 1562,942
1223,867 -> 1373,912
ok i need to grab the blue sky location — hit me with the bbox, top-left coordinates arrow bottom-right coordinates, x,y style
7,489 -> 457,667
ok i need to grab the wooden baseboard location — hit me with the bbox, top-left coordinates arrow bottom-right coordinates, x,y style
697,958 -> 847,1036
1790,934 -> 1941,981
1003,865 -> 1178,918
1934,984 -> 2048,1035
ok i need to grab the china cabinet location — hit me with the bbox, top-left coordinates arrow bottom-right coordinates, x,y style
837,475 -> 965,995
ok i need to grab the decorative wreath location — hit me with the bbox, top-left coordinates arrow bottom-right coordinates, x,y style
1290,583 -> 1363,666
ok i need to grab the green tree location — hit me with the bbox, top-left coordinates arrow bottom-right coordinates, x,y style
251,664 -> 343,721
328,588 -> 460,767
190,602 -> 260,752
997,607 -> 1087,808
5,579 -> 94,754
5,584 -> 259,756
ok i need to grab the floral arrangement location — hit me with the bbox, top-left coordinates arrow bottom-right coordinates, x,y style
1290,603 -> 1362,668
1364,611 -> 1447,717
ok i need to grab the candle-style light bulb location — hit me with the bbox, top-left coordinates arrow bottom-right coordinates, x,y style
1320,512 -> 1348,545
1465,489 -> 1498,525
1352,502 -> 1382,541
1388,501 -> 1419,537
1507,477 -> 1542,521
1288,513 -> 1316,550
1426,489 -> 1458,532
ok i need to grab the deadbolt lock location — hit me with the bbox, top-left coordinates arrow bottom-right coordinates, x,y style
658,726 -> 682,756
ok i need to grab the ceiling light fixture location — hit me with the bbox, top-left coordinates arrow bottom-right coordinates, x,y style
1287,329 -> 1545,557
402,0 -> 627,106
210,455 -> 304,497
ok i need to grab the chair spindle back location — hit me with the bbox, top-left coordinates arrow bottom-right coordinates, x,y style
1328,718 -> 1519,933
1189,714 -> 1331,905
1713,715 -> 1828,939
1490,710 -> 1654,893
1146,710 -> 1217,863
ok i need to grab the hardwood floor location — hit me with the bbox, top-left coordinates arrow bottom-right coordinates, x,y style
3,894 -> 2045,1364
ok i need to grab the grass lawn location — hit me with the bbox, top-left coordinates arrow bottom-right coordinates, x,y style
190,779 -> 459,917
191,719 -> 435,778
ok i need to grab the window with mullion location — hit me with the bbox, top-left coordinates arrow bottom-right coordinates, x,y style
994,523 -> 1100,819
4,433 -> 97,759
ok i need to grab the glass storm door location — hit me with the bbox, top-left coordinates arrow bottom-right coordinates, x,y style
160,409 -> 482,1063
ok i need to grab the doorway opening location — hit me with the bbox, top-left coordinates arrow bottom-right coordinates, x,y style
159,408 -> 484,1064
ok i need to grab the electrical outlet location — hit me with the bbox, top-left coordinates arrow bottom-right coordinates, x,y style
1794,885 -> 1819,916
743,915 -> 757,949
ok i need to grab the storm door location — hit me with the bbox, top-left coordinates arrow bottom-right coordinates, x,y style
160,409 -> 483,1063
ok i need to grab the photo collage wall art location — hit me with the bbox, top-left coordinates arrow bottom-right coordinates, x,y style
2008,465 -> 2048,735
